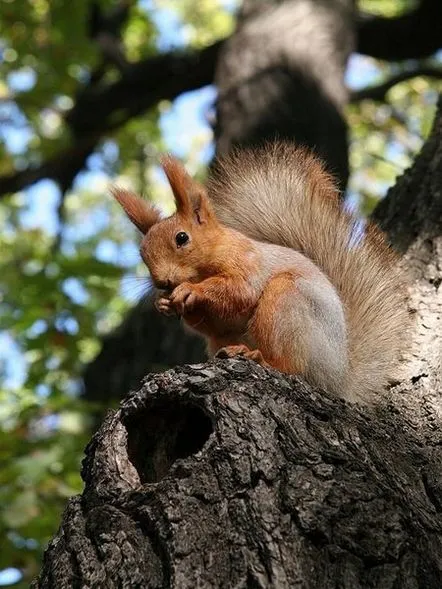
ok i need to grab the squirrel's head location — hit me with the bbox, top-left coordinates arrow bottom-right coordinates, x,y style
112,155 -> 223,291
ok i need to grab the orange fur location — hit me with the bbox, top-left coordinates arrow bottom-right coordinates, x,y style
160,155 -> 193,214
208,142 -> 410,401
248,272 -> 307,374
160,155 -> 213,223
113,144 -> 409,403
214,344 -> 269,367
111,187 -> 161,233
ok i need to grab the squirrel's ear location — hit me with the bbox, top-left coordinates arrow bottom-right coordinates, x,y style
161,154 -> 215,224
161,154 -> 193,214
111,187 -> 161,234
186,184 -> 216,225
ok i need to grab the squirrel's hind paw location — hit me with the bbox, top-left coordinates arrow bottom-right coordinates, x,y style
215,345 -> 270,368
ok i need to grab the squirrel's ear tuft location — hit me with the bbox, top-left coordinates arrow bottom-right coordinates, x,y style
161,154 -> 193,214
111,187 -> 161,234
160,154 -> 215,224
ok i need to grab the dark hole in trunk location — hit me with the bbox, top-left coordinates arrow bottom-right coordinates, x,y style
125,401 -> 213,483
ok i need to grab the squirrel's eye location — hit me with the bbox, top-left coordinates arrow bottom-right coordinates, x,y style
175,231 -> 189,247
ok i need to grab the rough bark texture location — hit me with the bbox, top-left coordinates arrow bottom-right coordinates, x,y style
373,99 -> 442,429
34,358 -> 442,588
34,101 -> 442,587
83,0 -> 355,403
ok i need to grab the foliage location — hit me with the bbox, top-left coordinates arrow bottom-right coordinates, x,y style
347,64 -> 441,214
0,183 -> 132,586
359,0 -> 415,16
0,0 -> 440,586
349,0 -> 442,213
0,1 -> 231,586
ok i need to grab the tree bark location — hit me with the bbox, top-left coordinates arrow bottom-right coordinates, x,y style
83,0 -> 355,403
215,0 -> 354,187
34,98 -> 442,587
373,98 -> 442,426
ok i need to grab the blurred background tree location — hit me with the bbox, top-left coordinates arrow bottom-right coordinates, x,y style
0,0 -> 441,586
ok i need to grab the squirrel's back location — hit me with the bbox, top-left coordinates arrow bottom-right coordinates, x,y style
207,142 -> 409,402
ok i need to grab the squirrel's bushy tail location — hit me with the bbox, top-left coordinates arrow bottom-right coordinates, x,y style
208,142 -> 409,402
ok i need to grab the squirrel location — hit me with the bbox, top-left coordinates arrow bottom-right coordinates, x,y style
112,142 -> 409,402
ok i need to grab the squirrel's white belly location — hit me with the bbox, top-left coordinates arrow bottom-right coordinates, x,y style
247,241 -> 348,393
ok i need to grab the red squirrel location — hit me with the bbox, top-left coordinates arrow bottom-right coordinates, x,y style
112,142 -> 408,402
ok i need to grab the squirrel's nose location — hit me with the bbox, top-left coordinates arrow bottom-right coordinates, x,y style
156,279 -> 173,291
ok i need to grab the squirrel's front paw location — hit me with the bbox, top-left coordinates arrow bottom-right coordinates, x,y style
154,294 -> 175,316
169,283 -> 200,316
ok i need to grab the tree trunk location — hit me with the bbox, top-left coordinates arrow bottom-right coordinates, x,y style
83,0 -> 355,403
34,100 -> 442,587
215,0 -> 353,186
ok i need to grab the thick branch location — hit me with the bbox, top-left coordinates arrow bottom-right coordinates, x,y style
214,0 -> 354,187
0,41 -> 223,199
66,40 -> 223,136
372,97 -> 442,435
0,138 -> 98,198
350,67 -> 442,103
33,360 -> 442,588
357,0 -> 442,60
374,97 -> 442,249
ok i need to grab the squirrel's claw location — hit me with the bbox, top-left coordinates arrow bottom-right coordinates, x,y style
215,345 -> 270,367
169,283 -> 199,316
154,295 -> 175,317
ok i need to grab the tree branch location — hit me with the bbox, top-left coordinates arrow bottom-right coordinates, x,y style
66,40 -> 223,137
34,359 -> 442,588
0,138 -> 98,198
357,0 -> 442,60
350,66 -> 442,103
0,40 -> 223,199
